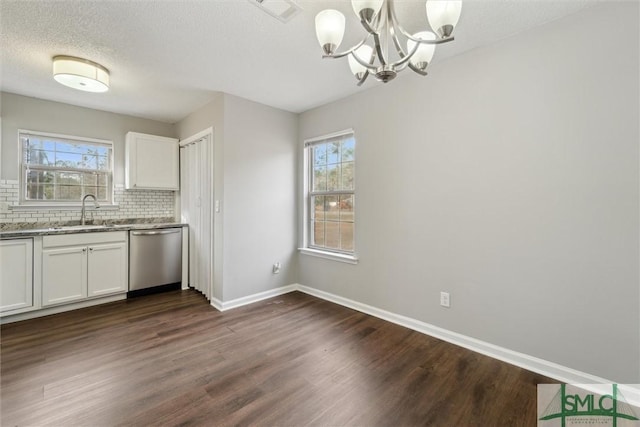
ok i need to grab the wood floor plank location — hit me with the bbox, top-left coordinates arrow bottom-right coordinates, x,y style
1,290 -> 556,426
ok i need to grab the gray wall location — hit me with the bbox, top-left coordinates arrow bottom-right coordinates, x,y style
175,94 -> 298,301
298,3 -> 639,383
0,92 -> 176,183
223,94 -> 298,300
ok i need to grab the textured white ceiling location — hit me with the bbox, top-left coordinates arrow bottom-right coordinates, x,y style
0,0 -> 600,123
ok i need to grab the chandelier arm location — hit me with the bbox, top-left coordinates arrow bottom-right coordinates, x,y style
391,27 -> 406,57
389,40 -> 420,69
408,63 -> 429,76
352,45 -> 379,70
359,7 -> 383,35
324,37 -> 368,59
356,70 -> 370,86
372,32 -> 387,66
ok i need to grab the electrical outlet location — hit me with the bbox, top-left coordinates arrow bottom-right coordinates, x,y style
272,262 -> 281,274
440,292 -> 450,308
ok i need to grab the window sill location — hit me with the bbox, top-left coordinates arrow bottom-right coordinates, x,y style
10,204 -> 119,211
298,247 -> 358,265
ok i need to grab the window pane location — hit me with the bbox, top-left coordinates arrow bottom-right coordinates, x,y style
84,186 -> 98,197
97,174 -> 108,186
96,186 -> 108,201
327,163 -> 340,191
80,154 -> 98,170
313,195 -> 325,220
341,161 -> 354,190
339,195 -> 354,222
42,140 -> 55,151
313,144 -> 327,166
55,152 -> 83,168
25,184 -> 54,200
325,195 -> 339,221
56,171 -> 81,185
23,136 -> 42,150
313,166 -> 327,192
341,138 -> 355,161
56,185 -> 82,200
95,146 -> 109,156
340,222 -> 354,251
96,155 -> 110,171
83,173 -> 98,186
26,170 -> 38,184
25,149 -> 53,166
327,142 -> 340,164
325,221 -> 340,249
312,221 -> 325,246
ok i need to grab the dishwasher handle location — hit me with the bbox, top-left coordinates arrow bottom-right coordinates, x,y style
131,229 -> 181,236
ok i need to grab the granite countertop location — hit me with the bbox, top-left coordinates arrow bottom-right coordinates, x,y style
0,218 -> 187,239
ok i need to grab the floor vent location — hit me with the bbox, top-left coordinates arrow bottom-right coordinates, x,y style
249,0 -> 302,23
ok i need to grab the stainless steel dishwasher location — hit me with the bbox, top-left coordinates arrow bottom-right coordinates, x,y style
129,227 -> 182,292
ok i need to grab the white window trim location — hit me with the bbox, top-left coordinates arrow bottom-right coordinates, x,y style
299,128 -> 358,264
18,129 -> 115,206
298,247 -> 358,264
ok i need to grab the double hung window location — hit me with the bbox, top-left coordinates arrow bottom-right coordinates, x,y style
305,130 -> 356,257
19,131 -> 113,205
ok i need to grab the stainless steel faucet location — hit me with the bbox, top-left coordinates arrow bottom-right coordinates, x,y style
81,194 -> 100,225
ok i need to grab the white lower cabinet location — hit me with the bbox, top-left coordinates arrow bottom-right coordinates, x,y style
42,232 -> 128,307
0,239 -> 34,313
87,243 -> 128,297
42,246 -> 87,306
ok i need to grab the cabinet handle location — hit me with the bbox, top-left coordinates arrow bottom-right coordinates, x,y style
89,247 -> 94,252
82,248 -> 87,252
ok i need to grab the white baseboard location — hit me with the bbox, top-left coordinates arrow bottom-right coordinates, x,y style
207,283 -> 636,394
210,297 -> 224,311
210,284 -> 297,311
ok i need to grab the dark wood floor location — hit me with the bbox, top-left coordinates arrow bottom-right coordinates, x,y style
1,290 -> 554,426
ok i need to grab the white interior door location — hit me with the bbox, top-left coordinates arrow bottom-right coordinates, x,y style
180,134 -> 213,300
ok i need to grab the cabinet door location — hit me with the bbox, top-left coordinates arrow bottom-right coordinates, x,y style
0,239 -> 33,313
87,242 -> 128,297
42,246 -> 87,306
126,133 -> 179,190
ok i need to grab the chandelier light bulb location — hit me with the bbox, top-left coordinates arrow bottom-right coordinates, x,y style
426,0 -> 462,38
315,9 -> 346,55
407,32 -> 436,70
351,0 -> 384,23
348,45 -> 374,79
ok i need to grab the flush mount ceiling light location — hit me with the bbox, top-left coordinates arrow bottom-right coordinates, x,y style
52,56 -> 110,93
315,0 -> 462,85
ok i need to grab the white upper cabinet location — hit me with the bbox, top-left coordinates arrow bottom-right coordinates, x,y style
125,132 -> 179,190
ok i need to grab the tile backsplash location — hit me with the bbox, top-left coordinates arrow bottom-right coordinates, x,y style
0,180 -> 176,224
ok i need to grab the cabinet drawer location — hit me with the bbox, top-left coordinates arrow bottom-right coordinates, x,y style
43,231 -> 127,248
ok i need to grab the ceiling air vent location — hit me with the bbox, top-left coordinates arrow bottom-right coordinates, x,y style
250,0 -> 302,23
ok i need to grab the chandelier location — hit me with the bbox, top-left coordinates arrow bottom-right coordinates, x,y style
314,0 -> 462,85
